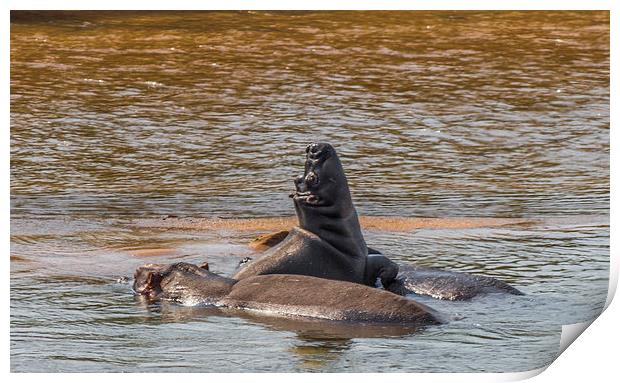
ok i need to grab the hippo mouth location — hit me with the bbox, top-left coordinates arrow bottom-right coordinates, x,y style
290,190 -> 321,205
290,177 -> 321,204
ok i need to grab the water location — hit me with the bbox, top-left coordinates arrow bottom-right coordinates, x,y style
10,11 -> 609,372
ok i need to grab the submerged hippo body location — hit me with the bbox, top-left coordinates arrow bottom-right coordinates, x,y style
386,264 -> 524,301
221,274 -> 441,324
134,262 -> 441,326
233,143 -> 398,288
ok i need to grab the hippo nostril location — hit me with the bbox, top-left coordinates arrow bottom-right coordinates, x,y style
295,175 -> 304,184
308,143 -> 319,154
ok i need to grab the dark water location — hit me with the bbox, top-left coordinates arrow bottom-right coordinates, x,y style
10,11 -> 609,372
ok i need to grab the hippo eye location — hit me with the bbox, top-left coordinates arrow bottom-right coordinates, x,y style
306,172 -> 318,185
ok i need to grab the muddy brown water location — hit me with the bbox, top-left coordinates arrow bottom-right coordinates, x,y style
10,11 -> 609,372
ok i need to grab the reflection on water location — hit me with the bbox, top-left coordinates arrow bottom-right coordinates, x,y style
11,10 -> 609,219
10,11 -> 609,372
289,339 -> 352,371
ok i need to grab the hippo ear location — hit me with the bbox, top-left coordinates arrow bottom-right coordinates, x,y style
198,262 -> 209,271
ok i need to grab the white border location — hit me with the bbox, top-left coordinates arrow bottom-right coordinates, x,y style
5,1 -> 616,381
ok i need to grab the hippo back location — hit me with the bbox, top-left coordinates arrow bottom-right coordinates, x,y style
233,227 -> 367,284
220,274 -> 442,325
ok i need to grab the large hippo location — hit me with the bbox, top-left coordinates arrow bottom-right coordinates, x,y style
133,262 -> 442,326
233,143 -> 398,288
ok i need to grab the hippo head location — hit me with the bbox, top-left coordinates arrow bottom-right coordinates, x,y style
291,142 -> 353,212
290,143 -> 366,257
133,262 -> 236,304
133,263 -> 168,299
132,262 -> 212,300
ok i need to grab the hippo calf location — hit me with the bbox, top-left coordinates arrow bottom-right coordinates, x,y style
134,262 -> 442,326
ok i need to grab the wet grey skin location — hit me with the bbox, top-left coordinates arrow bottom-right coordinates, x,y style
241,228 -> 524,300
243,236 -> 524,300
133,262 -> 236,304
385,264 -> 524,301
233,143 -> 398,288
133,262 -> 442,325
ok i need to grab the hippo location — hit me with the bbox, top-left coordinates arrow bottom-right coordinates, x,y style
233,143 -> 398,288
249,230 -> 383,255
133,262 -> 442,326
245,234 -> 524,300
384,264 -> 524,300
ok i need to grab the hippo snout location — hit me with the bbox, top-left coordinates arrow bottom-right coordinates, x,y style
133,264 -> 165,298
305,142 -> 333,160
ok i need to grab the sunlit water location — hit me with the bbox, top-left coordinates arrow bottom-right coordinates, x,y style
10,11 -> 609,372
